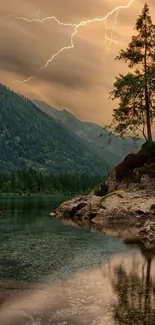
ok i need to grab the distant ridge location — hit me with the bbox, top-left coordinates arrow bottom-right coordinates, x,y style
33,99 -> 142,167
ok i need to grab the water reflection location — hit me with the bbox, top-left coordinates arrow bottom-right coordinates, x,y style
112,248 -> 155,325
1,197 -> 155,324
0,247 -> 155,325
0,196 -> 68,231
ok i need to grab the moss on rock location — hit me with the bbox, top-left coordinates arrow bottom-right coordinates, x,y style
93,182 -> 108,196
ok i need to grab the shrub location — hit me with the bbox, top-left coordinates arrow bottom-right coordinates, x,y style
141,141 -> 155,154
93,182 -> 108,196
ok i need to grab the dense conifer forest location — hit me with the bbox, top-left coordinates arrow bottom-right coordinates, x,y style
0,168 -> 102,195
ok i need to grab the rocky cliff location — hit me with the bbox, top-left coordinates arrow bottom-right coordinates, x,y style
54,142 -> 155,246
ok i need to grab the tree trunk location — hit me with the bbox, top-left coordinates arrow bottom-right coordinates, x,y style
146,100 -> 152,141
144,14 -> 152,141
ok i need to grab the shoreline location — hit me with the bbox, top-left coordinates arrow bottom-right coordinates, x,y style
0,193 -> 73,198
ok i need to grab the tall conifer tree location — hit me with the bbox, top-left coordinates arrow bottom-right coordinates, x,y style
110,3 -> 155,141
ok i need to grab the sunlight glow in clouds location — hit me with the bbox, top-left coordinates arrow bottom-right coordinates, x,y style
12,0 -> 134,84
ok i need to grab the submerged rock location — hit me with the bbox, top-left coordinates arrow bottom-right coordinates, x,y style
49,212 -> 56,217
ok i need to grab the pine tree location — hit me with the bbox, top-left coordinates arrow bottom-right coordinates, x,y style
110,3 -> 155,141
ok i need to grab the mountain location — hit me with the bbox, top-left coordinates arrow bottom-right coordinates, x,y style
33,99 -> 143,164
0,84 -> 111,175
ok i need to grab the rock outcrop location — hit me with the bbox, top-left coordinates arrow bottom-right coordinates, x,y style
54,142 -> 155,245
93,141 -> 155,195
55,190 -> 155,230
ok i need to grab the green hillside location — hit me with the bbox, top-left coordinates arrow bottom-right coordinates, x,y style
0,84 -> 109,175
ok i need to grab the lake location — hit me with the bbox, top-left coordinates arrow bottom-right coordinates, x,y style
0,196 -> 154,324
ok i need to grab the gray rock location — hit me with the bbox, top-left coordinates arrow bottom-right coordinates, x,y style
55,190 -> 155,231
55,146 -> 155,239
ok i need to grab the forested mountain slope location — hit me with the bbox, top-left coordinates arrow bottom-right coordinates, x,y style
0,84 -> 110,175
33,99 -> 142,165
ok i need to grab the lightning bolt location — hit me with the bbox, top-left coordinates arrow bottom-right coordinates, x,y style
103,9 -> 120,64
12,0 -> 133,84
103,20 -> 109,52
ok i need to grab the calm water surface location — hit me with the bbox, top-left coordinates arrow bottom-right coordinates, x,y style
0,196 -> 130,282
0,196 -> 154,325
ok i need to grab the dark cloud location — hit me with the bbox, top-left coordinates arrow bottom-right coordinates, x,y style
0,0 -> 155,125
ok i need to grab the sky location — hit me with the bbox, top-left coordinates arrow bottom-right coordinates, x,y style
0,0 -> 155,126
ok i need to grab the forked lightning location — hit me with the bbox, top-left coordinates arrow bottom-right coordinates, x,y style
12,0 -> 133,83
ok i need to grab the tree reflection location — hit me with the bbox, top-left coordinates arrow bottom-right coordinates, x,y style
112,251 -> 155,325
